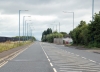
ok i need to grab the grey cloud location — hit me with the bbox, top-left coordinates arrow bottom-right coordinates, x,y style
1,0 -> 99,15
0,0 -> 100,40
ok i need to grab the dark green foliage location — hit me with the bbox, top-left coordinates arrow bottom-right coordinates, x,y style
13,36 -> 36,41
41,28 -> 52,42
60,32 -> 67,38
41,28 -> 63,43
69,11 -> 100,48
46,33 -> 63,43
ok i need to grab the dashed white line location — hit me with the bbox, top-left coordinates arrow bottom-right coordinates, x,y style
41,45 -> 48,59
45,54 -> 48,58
53,68 -> 57,72
40,43 -> 58,72
89,59 -> 96,63
48,59 -> 50,62
76,54 -> 80,56
71,53 -> 74,54
68,52 -> 70,54
82,57 -> 87,59
50,63 -> 53,66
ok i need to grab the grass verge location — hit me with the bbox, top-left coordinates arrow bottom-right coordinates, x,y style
0,41 -> 32,53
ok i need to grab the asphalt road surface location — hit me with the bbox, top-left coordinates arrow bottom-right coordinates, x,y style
0,42 -> 100,72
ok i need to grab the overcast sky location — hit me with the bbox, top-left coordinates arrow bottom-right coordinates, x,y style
0,0 -> 100,40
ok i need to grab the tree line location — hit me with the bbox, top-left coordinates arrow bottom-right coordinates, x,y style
14,36 -> 36,41
69,11 -> 100,48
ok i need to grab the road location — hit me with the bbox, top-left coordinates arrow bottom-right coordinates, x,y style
0,42 -> 100,72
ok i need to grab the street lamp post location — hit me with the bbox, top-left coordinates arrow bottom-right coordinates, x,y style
52,22 -> 60,33
27,23 -> 33,41
30,28 -> 33,39
19,10 -> 28,44
56,25 -> 57,32
27,23 -> 28,41
92,0 -> 94,21
63,11 -> 74,29
59,22 -> 60,33
23,16 -> 31,42
50,24 -> 54,32
51,22 -> 60,43
30,27 -> 34,41
25,20 -> 31,41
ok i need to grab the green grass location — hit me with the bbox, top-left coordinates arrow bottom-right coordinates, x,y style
0,41 -> 32,53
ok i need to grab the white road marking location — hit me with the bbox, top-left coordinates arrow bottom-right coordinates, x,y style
8,47 -> 28,60
81,57 -> 87,59
0,44 -> 32,68
0,44 -> 32,61
76,54 -> 79,56
42,43 -> 100,72
71,53 -> 74,54
50,63 -> 53,66
40,43 -> 58,72
48,59 -> 50,62
68,52 -> 70,54
89,59 -> 96,63
0,61 -> 6,66
0,61 -> 8,68
53,68 -> 57,72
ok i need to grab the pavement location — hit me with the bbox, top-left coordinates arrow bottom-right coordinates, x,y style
0,42 -> 100,72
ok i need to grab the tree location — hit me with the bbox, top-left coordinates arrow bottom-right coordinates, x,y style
88,12 -> 100,47
41,28 -> 52,42
60,32 -> 67,38
69,20 -> 87,44
69,11 -> 100,48
46,33 -> 63,43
